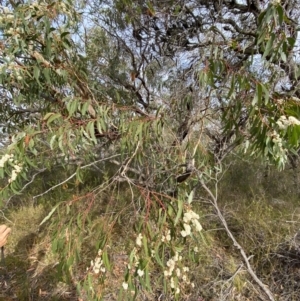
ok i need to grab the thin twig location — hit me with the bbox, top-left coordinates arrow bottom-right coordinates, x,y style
0,210 -> 14,225
33,154 -> 121,199
5,168 -> 47,206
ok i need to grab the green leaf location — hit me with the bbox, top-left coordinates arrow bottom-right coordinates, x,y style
49,135 -> 57,149
66,99 -> 79,117
47,113 -> 62,126
33,65 -> 40,82
87,121 -> 97,143
287,37 -> 296,48
145,266 -> 152,291
81,102 -> 89,115
39,203 -> 61,226
143,235 -> 148,255
154,244 -> 164,267
42,68 -> 51,84
174,199 -> 183,226
102,250 -> 111,271
43,112 -> 55,121
61,31 -> 70,38
280,51 -> 287,62
52,239 -> 58,252
276,5 -> 284,25
261,83 -> 269,104
262,33 -> 275,59
252,83 -> 262,105
76,167 -> 84,183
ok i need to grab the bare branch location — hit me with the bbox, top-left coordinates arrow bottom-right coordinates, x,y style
33,154 -> 121,200
197,171 -> 276,301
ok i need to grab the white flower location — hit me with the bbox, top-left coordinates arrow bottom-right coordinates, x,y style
170,277 -> 175,288
183,211 -> 193,223
164,270 -> 171,277
192,219 -> 203,232
175,287 -> 180,294
276,98 -> 284,105
181,230 -> 187,237
176,268 -> 181,277
182,274 -> 187,281
122,282 -> 128,290
100,267 -> 106,273
190,210 -> 200,220
136,233 -> 143,247
288,116 -> 300,126
14,164 -> 22,173
9,170 -> 18,183
181,223 -> 191,237
137,269 -> 144,277
0,154 -> 12,168
184,210 -> 200,223
194,246 -> 199,253
166,229 -> 171,241
183,266 -> 189,272
191,282 -> 195,288
162,229 -> 171,242
276,120 -> 286,130
95,257 -> 102,267
277,116 -> 288,130
167,258 -> 175,268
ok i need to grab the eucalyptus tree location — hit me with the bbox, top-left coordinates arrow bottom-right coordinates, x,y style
0,0 -> 299,299
86,0 -> 300,167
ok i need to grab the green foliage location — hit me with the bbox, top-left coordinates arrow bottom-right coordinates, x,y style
0,0 -> 300,299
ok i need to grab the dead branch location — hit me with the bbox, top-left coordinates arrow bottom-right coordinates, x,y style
197,171 -> 275,301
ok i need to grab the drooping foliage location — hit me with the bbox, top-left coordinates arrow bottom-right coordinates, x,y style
0,0 -> 300,299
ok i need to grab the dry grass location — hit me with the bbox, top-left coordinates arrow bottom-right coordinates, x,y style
0,160 -> 299,300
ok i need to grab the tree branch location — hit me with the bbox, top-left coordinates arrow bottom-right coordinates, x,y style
32,154 -> 121,200
197,170 -> 276,301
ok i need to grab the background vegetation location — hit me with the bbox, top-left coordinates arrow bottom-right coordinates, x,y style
0,0 -> 300,300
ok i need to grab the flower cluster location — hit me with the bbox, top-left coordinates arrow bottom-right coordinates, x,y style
123,237 -> 146,293
277,115 -> 300,130
271,130 -> 283,147
9,163 -> 22,183
0,153 -> 22,184
129,247 -> 140,268
0,13 -> 13,24
0,153 -> 13,168
163,252 -> 194,294
136,233 -> 143,247
122,282 -> 128,290
0,59 -> 24,82
90,249 -> 106,275
161,228 -> 171,243
0,7 -> 13,24
269,130 -> 288,164
181,209 -> 202,237
164,252 -> 182,277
